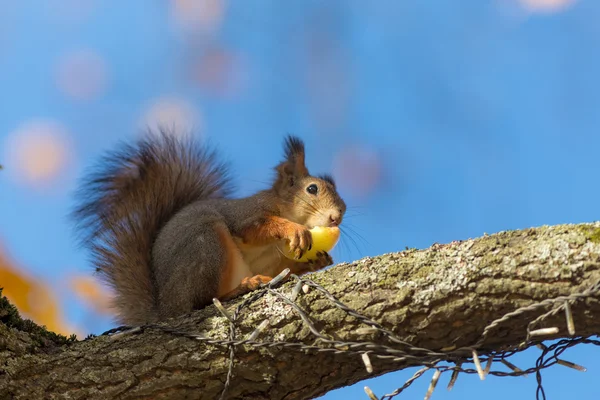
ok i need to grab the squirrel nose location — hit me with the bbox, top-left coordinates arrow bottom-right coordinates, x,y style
328,210 -> 342,227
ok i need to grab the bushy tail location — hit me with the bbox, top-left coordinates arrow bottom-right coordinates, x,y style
72,131 -> 233,325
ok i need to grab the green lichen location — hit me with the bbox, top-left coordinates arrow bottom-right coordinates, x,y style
412,264 -> 435,280
375,274 -> 401,288
587,228 -> 600,243
578,225 -> 600,244
0,287 -> 77,347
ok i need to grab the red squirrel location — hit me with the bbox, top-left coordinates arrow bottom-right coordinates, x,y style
72,132 -> 346,325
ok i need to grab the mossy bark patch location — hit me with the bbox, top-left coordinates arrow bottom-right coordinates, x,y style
1,222 -> 600,399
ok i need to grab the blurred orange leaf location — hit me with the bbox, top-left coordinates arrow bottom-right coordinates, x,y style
0,243 -> 72,336
70,275 -> 112,315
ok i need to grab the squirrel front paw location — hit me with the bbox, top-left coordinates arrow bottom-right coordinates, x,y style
286,224 -> 313,260
306,251 -> 333,271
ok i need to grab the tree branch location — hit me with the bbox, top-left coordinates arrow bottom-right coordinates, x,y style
2,223 -> 600,399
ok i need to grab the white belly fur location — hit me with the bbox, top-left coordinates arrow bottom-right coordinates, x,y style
233,238 -> 287,279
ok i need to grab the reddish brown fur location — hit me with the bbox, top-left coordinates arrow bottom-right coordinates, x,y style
241,216 -> 310,245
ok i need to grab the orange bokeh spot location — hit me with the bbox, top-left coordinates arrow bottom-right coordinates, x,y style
189,47 -> 244,98
70,275 -> 113,316
332,145 -> 383,198
4,120 -> 72,188
518,0 -> 576,12
140,97 -> 203,138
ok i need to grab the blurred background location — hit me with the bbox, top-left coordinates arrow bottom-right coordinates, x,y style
1,0 -> 599,398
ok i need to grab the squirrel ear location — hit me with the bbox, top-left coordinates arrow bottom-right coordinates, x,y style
282,135 -> 308,178
283,135 -> 309,177
274,135 -> 309,189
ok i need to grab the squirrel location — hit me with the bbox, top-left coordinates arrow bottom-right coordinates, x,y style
72,131 -> 346,325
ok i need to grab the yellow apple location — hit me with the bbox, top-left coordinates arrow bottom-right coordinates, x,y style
280,226 -> 341,262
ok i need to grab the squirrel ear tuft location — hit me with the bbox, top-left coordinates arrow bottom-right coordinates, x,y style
283,135 -> 308,176
282,135 -> 309,175
273,135 -> 309,189
283,135 -> 304,161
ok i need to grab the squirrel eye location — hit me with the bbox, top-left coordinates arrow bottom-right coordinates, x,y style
306,184 -> 318,195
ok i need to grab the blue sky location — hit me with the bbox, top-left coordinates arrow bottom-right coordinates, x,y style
0,1 -> 598,398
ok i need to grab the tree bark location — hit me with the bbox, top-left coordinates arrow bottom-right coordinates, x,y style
2,222 -> 600,400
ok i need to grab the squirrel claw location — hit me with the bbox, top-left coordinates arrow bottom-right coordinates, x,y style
287,225 -> 312,260
305,251 -> 333,271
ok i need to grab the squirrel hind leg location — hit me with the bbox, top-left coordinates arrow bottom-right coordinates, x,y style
153,215 -> 233,320
154,213 -> 272,320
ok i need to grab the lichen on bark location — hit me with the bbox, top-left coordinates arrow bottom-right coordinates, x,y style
1,222 -> 600,399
